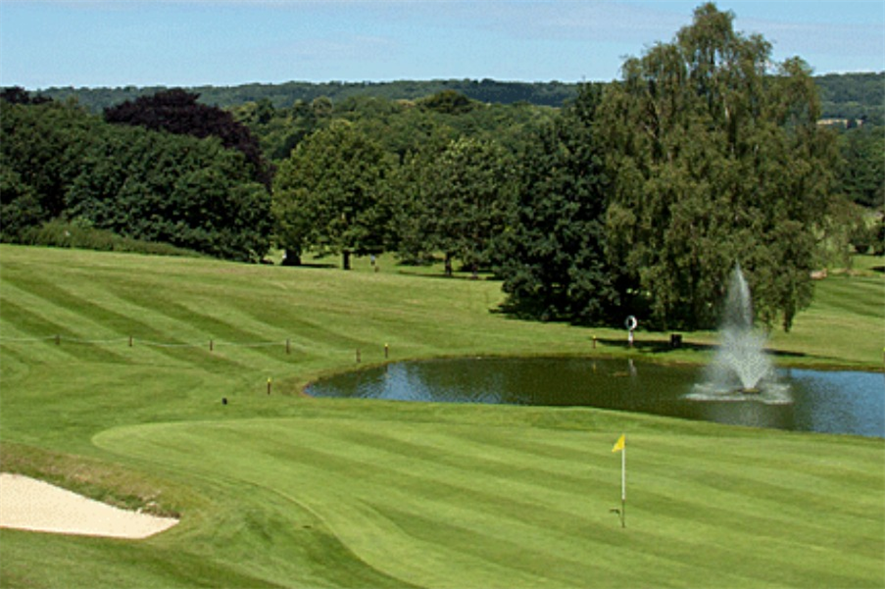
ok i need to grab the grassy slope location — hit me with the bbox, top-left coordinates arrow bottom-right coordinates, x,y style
0,245 -> 883,588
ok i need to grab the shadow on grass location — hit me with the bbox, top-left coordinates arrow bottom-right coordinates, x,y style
594,337 -> 809,359
279,262 -> 338,270
395,270 -> 498,282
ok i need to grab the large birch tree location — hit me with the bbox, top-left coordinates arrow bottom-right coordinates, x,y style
600,2 -> 839,331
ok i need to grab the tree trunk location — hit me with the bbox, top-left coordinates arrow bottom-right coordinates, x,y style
281,248 -> 301,266
342,250 -> 351,270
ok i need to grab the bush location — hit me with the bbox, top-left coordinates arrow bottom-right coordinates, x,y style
15,220 -> 203,257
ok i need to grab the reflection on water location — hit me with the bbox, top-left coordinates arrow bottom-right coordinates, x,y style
307,358 -> 885,438
786,368 -> 885,438
688,394 -> 796,431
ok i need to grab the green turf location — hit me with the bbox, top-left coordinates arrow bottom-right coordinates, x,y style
0,244 -> 883,588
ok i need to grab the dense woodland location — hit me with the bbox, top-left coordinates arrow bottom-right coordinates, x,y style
2,3 -> 882,332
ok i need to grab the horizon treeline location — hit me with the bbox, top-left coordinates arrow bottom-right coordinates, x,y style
26,72 -> 885,126
2,3 -> 882,332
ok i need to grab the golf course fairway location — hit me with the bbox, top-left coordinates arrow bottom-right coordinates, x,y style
0,245 -> 882,588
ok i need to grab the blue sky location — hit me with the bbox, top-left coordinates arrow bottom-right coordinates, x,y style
1,1 -> 883,89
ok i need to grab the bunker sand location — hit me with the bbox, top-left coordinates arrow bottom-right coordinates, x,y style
0,473 -> 178,539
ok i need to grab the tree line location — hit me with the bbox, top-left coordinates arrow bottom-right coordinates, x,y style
1,88 -> 272,262
2,3 -> 881,332
34,73 -> 885,126
41,79 -> 580,113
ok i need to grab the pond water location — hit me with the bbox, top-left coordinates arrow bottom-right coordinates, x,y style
307,358 -> 885,438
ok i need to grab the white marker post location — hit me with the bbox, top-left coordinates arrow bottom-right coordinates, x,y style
625,316 -> 637,348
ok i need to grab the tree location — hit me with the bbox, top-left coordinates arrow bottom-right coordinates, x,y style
104,88 -> 271,187
66,125 -> 272,261
272,122 -> 392,269
599,3 -> 839,331
0,100 -> 97,236
495,84 -> 618,323
234,98 -> 325,163
396,137 -> 517,274
0,167 -> 43,240
417,90 -> 480,115
1,86 -> 52,105
1,96 -> 272,259
838,125 -> 885,209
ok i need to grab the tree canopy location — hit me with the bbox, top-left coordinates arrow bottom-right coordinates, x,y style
599,2 -> 840,331
36,74 -> 884,124
495,84 -> 618,324
396,136 -> 517,273
104,88 -> 271,187
272,122 -> 393,269
1,97 -> 271,261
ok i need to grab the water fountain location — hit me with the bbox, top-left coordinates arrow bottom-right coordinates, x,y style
686,265 -> 791,404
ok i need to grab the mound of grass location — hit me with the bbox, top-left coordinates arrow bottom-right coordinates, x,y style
0,245 -> 882,588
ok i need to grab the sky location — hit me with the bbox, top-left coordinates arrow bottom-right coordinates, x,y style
1,0 -> 883,90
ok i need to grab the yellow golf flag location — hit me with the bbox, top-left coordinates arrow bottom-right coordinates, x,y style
612,434 -> 625,453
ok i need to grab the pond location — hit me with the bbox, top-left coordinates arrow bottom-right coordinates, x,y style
306,357 -> 885,438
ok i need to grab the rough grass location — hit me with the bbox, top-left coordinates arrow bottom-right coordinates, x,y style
0,244 -> 882,588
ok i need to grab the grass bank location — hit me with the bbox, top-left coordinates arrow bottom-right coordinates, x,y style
0,245 -> 882,588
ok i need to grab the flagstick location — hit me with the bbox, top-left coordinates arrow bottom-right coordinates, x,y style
621,440 -> 627,528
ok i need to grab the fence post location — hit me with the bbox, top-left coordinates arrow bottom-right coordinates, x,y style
209,339 -> 214,352
286,339 -> 291,355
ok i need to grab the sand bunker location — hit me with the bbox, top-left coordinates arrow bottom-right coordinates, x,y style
0,473 -> 178,539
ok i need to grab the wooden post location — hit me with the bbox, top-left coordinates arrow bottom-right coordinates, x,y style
592,335 -> 597,349
209,339 -> 214,352
267,378 -> 272,395
356,349 -> 361,363
55,334 -> 61,345
286,339 -> 291,355
129,335 -> 133,347
384,343 -> 389,359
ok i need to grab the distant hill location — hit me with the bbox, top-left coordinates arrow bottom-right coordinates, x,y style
815,72 -> 884,123
31,73 -> 884,123
37,79 -> 581,112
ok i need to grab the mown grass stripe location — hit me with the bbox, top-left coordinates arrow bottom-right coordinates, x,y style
0,297 -> 129,365
96,417 -> 881,588
219,427 -> 662,587
328,425 -> 610,493
0,279 -> 246,370
99,408 -> 885,588
4,246 -> 883,588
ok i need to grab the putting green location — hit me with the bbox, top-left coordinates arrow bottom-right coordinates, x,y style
94,410 -> 884,589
